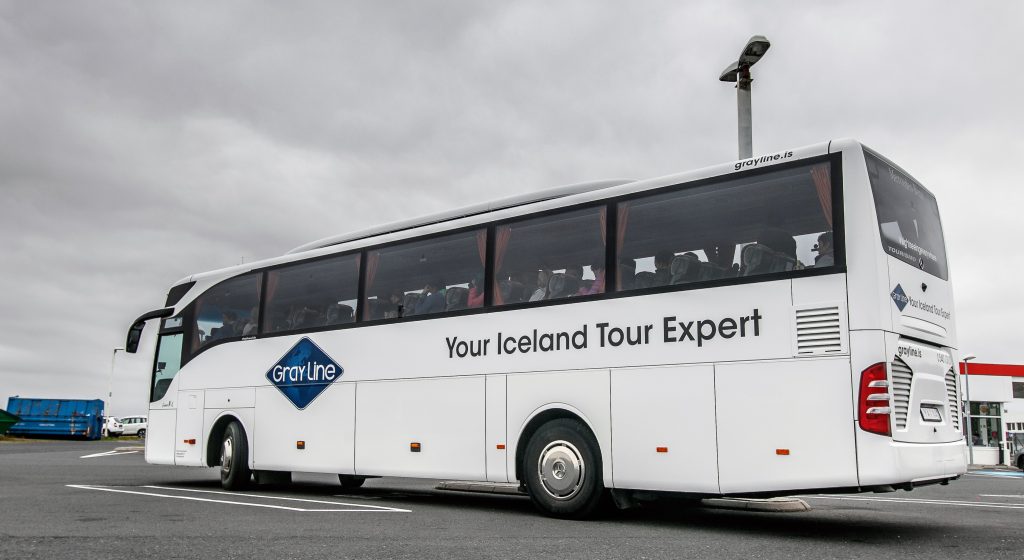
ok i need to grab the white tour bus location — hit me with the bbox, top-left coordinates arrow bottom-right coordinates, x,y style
124,139 -> 966,518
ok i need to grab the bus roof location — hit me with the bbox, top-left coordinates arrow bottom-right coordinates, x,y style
286,178 -> 635,255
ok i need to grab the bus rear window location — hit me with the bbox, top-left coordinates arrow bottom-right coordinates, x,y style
865,150 -> 948,280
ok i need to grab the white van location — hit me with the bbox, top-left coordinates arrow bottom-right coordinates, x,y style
119,416 -> 148,438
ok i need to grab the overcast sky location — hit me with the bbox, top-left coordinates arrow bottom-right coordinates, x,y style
1,2 -> 1021,415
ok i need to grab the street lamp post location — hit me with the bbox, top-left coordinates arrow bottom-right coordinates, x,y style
719,35 -> 771,160
108,347 -> 124,417
962,354 -> 976,465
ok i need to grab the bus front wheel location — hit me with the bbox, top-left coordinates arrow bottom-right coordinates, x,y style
523,418 -> 605,519
220,421 -> 251,490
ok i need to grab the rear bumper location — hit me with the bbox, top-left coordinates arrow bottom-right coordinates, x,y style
858,437 -> 967,486
897,440 -> 967,483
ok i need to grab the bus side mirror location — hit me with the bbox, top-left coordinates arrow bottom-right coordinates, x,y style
126,321 -> 145,353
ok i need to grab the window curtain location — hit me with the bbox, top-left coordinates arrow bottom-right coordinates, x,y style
261,271 -> 280,331
362,251 -> 381,320
475,229 -> 487,266
615,203 -> 630,288
491,226 -> 512,305
810,163 -> 833,227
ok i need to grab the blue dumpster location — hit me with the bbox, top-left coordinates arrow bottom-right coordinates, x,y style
5,398 -> 105,440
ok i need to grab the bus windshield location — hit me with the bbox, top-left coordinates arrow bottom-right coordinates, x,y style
865,149 -> 948,280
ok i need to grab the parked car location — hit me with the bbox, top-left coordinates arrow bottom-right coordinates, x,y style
102,416 -> 123,437
119,415 -> 148,438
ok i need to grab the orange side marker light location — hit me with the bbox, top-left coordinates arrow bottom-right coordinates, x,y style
656,447 -> 669,453
776,449 -> 790,456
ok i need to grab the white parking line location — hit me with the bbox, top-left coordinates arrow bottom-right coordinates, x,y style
804,495 -> 1024,510
67,485 -> 410,512
142,485 -> 410,511
80,450 -> 140,459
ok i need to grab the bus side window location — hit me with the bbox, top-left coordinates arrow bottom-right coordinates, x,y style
362,229 -> 486,321
616,161 -> 836,291
190,273 -> 262,355
492,207 -> 606,305
262,253 -> 360,334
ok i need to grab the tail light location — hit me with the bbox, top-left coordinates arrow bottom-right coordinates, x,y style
859,362 -> 891,436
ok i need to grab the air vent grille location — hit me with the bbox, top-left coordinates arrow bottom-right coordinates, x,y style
945,367 -> 960,431
891,358 -> 914,430
795,306 -> 842,354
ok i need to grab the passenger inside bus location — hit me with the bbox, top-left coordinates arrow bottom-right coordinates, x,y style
413,279 -> 446,316
446,286 -> 468,311
467,274 -> 485,308
528,270 -> 552,302
211,311 -> 238,339
383,290 -> 404,319
241,307 -> 259,336
546,273 -> 578,299
814,231 -> 834,267
653,250 -> 673,287
324,303 -> 354,325
578,261 -> 605,296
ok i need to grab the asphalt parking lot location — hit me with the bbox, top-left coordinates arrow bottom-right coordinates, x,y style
1,440 -> 1022,559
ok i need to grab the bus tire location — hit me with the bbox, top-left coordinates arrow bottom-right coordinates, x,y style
523,418 -> 605,519
338,475 -> 367,489
220,421 -> 251,490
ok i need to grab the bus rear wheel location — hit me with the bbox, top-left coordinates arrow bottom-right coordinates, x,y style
523,418 -> 605,519
338,475 -> 367,489
220,421 -> 251,490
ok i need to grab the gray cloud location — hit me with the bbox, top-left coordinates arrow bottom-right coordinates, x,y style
1,1 -> 1021,414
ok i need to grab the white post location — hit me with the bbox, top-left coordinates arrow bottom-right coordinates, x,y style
108,348 -> 123,418
963,358 -> 974,465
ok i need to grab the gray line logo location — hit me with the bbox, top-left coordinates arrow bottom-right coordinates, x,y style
890,284 -> 909,312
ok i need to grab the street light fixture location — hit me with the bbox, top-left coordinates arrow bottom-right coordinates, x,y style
719,35 -> 771,160
962,353 -> 976,465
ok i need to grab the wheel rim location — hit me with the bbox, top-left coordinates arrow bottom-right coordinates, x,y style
537,439 -> 585,500
221,436 -> 233,477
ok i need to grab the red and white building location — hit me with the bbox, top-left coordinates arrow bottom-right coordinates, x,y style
959,362 -> 1024,466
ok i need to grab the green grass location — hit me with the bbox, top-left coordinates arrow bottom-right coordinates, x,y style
0,435 -> 53,443
0,434 -> 140,443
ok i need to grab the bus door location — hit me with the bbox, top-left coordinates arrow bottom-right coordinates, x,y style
147,331 -> 182,465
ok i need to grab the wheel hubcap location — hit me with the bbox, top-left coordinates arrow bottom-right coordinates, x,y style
537,440 -> 585,500
221,436 -> 233,476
